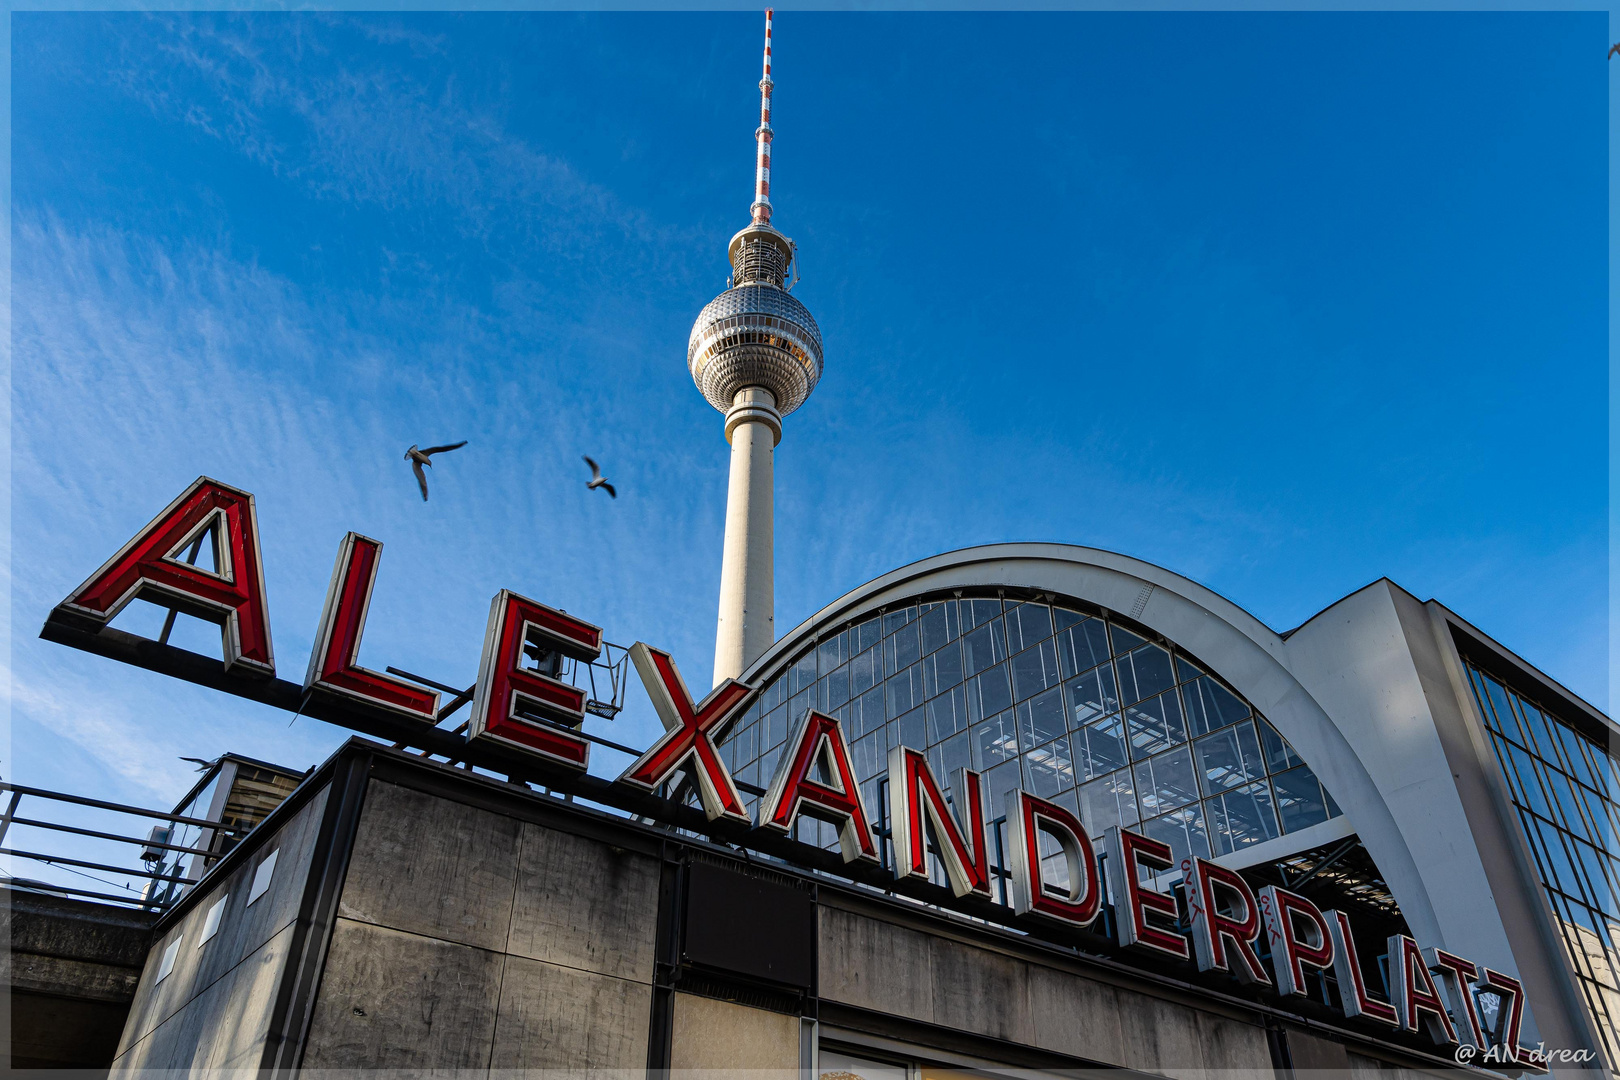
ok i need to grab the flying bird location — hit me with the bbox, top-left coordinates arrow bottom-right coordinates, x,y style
1611,42 -> 1619,58
583,456 -> 617,499
180,756 -> 221,773
405,441 -> 468,501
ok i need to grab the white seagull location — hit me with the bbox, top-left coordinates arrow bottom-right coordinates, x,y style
404,441 -> 468,501
583,456 -> 617,499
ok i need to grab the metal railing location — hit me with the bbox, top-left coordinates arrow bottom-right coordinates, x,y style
0,782 -> 246,910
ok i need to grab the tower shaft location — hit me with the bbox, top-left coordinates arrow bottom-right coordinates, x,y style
713,387 -> 781,685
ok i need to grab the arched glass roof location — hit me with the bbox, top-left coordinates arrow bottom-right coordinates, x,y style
721,589 -> 1343,893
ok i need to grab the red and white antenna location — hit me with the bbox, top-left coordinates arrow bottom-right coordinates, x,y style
750,9 -> 775,226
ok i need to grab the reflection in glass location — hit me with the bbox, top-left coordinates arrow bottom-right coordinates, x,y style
1116,642 -> 1176,707
1065,664 -> 1119,728
1208,781 -> 1280,855
1073,714 -> 1129,782
1272,764 -> 1332,833
1134,745 -> 1200,816
1194,721 -> 1266,793
973,711 -> 1020,770
1076,767 -> 1139,838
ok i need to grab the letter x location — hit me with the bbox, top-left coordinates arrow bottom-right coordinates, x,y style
619,643 -> 755,824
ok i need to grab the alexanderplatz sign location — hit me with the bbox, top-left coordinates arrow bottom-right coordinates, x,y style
42,477 -> 1548,1072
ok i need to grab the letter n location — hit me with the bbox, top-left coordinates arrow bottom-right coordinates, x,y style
57,477 -> 274,675
887,746 -> 992,898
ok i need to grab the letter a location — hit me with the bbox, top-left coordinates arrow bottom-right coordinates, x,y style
57,477 -> 274,675
620,643 -> 754,824
304,533 -> 438,719
760,710 -> 879,865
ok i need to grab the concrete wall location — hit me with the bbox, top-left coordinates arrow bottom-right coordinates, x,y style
5,888 -> 155,1068
818,902 -> 1275,1079
109,784 -> 330,1075
298,777 -> 658,1074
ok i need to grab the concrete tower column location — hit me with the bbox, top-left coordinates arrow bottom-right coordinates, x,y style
714,387 -> 782,686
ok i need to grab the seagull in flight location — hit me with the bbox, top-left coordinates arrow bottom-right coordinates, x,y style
583,456 -> 616,499
1610,42 -> 1620,58
405,441 -> 468,501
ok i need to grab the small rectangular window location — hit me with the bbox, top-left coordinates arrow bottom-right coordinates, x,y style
198,894 -> 229,946
156,937 -> 183,983
247,849 -> 279,906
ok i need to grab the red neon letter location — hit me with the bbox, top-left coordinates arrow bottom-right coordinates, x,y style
303,533 -> 437,719
1326,909 -> 1398,1026
1006,789 -> 1101,927
1476,967 -> 1542,1070
619,643 -> 754,824
1259,885 -> 1335,997
1388,934 -> 1456,1046
58,477 -> 274,674
1187,858 -> 1271,985
1425,947 -> 1484,1050
1104,827 -> 1189,959
467,590 -> 602,768
760,710 -> 879,865
887,747 -> 991,898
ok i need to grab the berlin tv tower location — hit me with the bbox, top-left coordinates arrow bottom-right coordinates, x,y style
689,10 -> 824,687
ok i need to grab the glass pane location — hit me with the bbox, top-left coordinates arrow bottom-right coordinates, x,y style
1208,781 -> 1281,856
881,605 -> 916,636
934,731 -> 972,793
1076,767 -> 1139,838
855,685 -> 886,738
961,597 -> 1003,629
852,731 -> 885,782
852,616 -> 882,656
1482,674 -> 1525,745
919,601 -> 958,655
764,705 -> 788,751
1117,643 -> 1176,707
1258,717 -> 1305,773
1194,721 -> 1266,793
826,665 -> 851,710
1052,606 -> 1086,633
924,640 -> 964,697
1273,764 -> 1331,833
962,619 -> 1008,677
790,652 -> 817,694
1124,690 -> 1188,759
894,705 -> 927,754
1141,803 -> 1212,868
927,686 -> 969,744
1109,623 -> 1145,655
1133,745 -> 1200,817
1017,686 -> 1067,747
1057,615 -> 1112,679
1074,714 -> 1129,782
1175,655 -> 1204,683
972,710 -> 1020,771
1065,664 -> 1120,729
886,663 -> 923,718
1011,640 -> 1062,702
1006,602 -> 1054,653
886,621 -> 920,677
850,645 -> 879,697
966,664 -> 1013,724
1182,675 -> 1250,737
1024,736 -> 1075,799
818,632 -> 847,675
981,758 -> 1025,826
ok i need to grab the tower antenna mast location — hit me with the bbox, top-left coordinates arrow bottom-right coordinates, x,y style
751,9 -> 774,226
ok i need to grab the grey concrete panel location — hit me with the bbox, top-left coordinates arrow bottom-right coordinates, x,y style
1287,1028 -> 1352,1076
669,992 -> 799,1077
1025,961 -> 1127,1066
927,935 -> 1034,1046
1116,990 -> 1207,1078
817,906 -> 934,1024
116,783 -> 329,1056
11,952 -> 141,1001
110,920 -> 296,1077
506,821 -> 660,983
1192,1010 -> 1273,1077
338,779 -> 522,952
301,918 -> 503,1070
489,954 -> 651,1070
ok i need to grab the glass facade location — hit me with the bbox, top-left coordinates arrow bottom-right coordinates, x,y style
1465,661 -> 1619,1067
720,591 -> 1342,894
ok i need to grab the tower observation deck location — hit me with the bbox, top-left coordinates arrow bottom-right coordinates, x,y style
689,9 -> 824,687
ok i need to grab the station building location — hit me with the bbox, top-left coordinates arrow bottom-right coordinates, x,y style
14,12 -> 1615,1080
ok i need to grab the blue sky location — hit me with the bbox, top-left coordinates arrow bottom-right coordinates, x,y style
8,11 -> 1607,815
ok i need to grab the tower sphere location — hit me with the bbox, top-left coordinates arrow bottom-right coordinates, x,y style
687,226 -> 823,417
